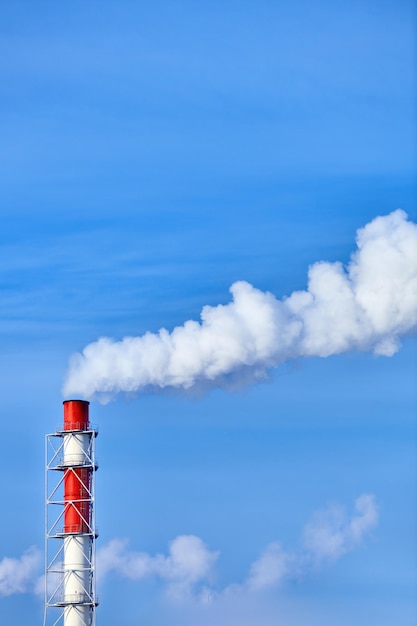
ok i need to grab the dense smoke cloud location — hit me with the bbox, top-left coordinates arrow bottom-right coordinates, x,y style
63,210 -> 417,401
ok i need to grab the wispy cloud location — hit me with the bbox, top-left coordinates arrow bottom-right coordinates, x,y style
0,495 -> 378,603
245,542 -> 292,591
97,534 -> 218,600
97,493 -> 378,602
0,547 -> 41,597
303,493 -> 378,563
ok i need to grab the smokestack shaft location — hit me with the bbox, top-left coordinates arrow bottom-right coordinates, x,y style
62,401 -> 93,626
45,400 -> 98,626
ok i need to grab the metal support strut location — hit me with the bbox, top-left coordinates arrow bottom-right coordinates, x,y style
44,401 -> 98,626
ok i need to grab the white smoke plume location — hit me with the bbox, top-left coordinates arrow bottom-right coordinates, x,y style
63,210 -> 417,400
0,547 -> 41,596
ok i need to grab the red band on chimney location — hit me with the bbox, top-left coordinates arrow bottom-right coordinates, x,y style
63,400 -> 92,534
63,399 -> 90,431
64,469 -> 91,533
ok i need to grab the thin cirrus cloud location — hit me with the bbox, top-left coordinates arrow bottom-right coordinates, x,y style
63,210 -> 417,402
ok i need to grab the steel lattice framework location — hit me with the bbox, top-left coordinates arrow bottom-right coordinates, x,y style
44,402 -> 98,626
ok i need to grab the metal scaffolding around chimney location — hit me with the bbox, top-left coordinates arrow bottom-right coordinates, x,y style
44,401 -> 98,626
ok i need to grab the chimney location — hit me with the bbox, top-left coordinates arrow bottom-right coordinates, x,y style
44,400 -> 98,626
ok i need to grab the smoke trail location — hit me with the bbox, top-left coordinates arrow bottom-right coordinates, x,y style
63,210 -> 417,401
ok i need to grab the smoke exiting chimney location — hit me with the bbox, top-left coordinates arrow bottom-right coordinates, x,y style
63,210 -> 417,401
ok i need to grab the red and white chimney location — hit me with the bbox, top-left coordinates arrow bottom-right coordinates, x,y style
45,400 -> 98,626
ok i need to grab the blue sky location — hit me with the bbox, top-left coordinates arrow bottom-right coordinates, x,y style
0,1 -> 416,624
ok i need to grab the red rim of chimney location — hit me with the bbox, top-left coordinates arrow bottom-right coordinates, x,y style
63,399 -> 90,431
